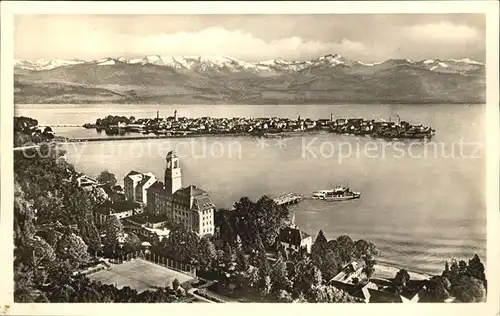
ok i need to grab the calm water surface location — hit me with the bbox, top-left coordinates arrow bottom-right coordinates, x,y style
15,103 -> 487,274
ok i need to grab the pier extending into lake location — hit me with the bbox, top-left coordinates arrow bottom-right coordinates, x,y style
273,193 -> 303,206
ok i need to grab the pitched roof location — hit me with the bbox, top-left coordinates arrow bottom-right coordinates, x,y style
166,150 -> 178,158
279,226 -> 311,247
367,289 -> 404,303
126,170 -> 141,177
138,175 -> 151,185
111,200 -> 142,213
147,181 -> 165,192
182,185 -> 207,197
329,280 -> 377,301
125,171 -> 144,182
192,195 -> 215,212
126,215 -> 148,225
331,259 -> 367,282
172,185 -> 213,210
146,213 -> 169,224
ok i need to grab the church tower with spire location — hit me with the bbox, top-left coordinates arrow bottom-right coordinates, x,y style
165,150 -> 182,195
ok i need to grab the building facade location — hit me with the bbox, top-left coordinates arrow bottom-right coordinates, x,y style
143,151 -> 215,237
94,200 -> 143,226
124,171 -> 156,204
278,224 -> 313,253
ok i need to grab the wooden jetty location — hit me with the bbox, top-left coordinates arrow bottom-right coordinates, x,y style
273,192 -> 303,206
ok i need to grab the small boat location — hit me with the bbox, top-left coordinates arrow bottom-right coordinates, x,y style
312,186 -> 361,201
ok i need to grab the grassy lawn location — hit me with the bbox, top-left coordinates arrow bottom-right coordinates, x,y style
88,258 -> 194,293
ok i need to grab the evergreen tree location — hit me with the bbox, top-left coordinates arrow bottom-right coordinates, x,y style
426,275 -> 452,302
313,230 -> 328,250
393,269 -> 411,288
270,256 -> 292,293
452,275 -> 486,302
97,170 -> 117,187
56,233 -> 89,269
236,251 -> 249,272
102,216 -> 124,256
467,254 -> 486,286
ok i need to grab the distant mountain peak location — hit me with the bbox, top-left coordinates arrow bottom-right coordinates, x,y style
13,53 -> 486,74
317,53 -> 346,64
447,58 -> 484,65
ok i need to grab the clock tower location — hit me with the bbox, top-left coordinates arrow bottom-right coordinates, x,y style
165,151 -> 182,195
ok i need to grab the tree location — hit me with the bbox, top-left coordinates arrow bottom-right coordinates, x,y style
362,255 -> 377,279
214,209 -> 236,246
97,170 -> 117,187
45,229 -> 60,248
13,180 -> 36,248
308,285 -> 360,303
232,196 -> 289,249
222,242 -> 237,267
56,233 -> 89,269
103,216 -> 124,256
78,218 -> 102,257
235,234 -> 243,252
458,260 -> 468,275
277,289 -> 293,302
172,278 -> 180,290
393,269 -> 411,288
251,196 -> 289,248
253,232 -> 266,257
354,239 -> 378,259
334,235 -> 355,266
123,233 -> 141,253
27,238 -> 56,269
159,228 -> 200,265
313,230 -> 328,250
426,275 -> 452,302
318,249 -> 340,281
197,237 -> 217,271
293,259 -> 322,297
89,187 -> 109,206
446,259 -> 460,284
452,275 -> 486,302
311,230 -> 328,264
467,254 -> 486,286
443,261 -> 450,277
270,257 -> 292,293
236,251 -> 249,272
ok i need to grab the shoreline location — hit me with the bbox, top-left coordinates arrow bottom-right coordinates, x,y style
374,261 -> 435,281
14,101 -> 486,106
64,130 -> 326,143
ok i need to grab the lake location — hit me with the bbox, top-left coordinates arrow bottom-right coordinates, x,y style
15,103 -> 487,275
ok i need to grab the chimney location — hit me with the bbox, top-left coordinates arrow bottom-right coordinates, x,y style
157,110 -> 159,120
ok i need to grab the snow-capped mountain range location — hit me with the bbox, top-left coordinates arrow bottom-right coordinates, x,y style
14,53 -> 486,105
14,53 -> 484,73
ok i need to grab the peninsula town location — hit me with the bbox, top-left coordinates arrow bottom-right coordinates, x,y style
80,110 -> 436,141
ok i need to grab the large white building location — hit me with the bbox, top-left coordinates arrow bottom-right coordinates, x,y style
124,171 -> 156,204
138,151 -> 215,237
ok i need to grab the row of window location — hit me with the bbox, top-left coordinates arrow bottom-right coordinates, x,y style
202,227 -> 213,234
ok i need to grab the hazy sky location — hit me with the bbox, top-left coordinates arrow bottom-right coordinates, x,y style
15,14 -> 485,62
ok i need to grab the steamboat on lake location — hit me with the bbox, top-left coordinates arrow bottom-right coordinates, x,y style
312,186 -> 361,201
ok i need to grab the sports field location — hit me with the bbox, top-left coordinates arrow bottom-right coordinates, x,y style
88,258 -> 194,292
